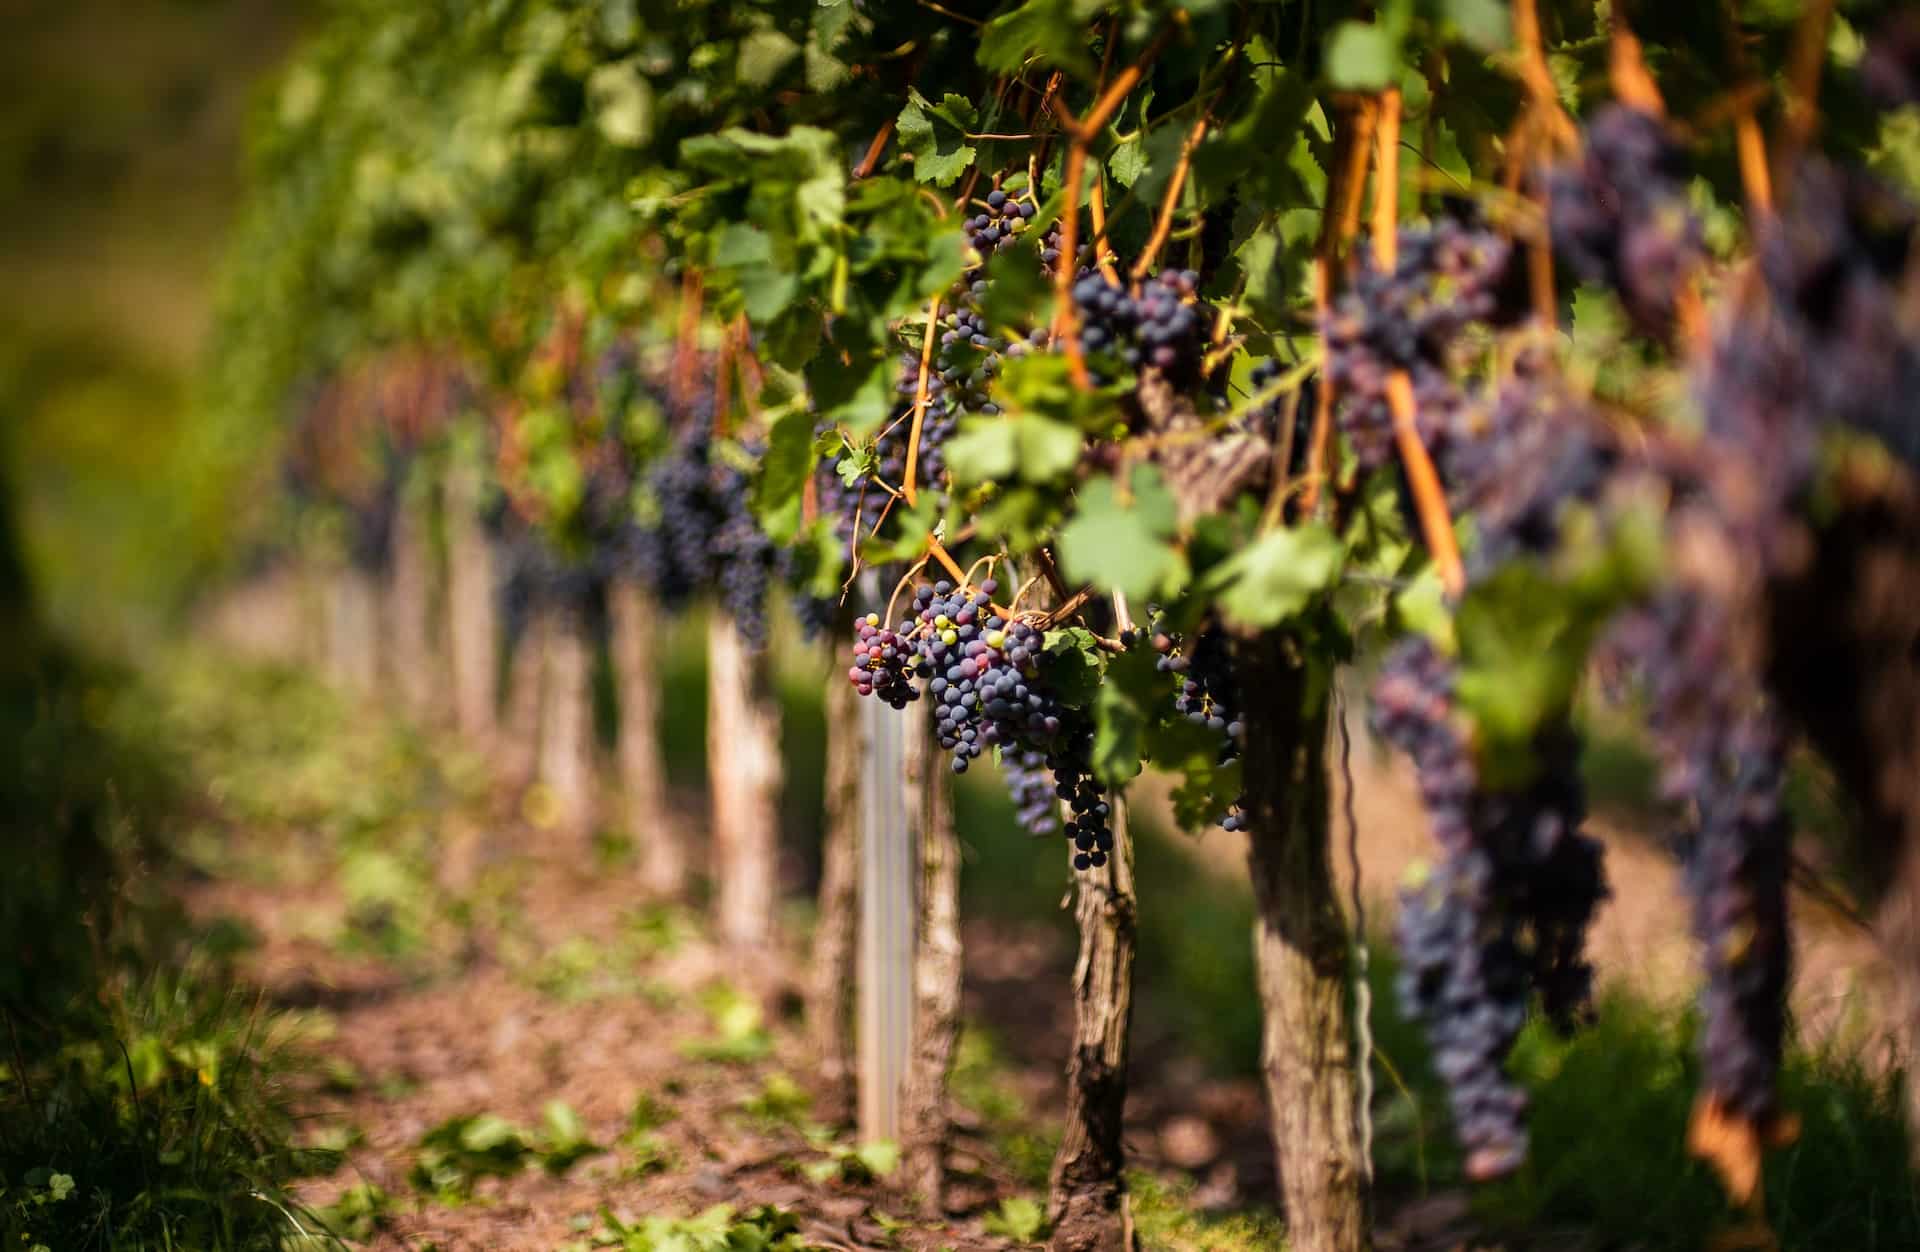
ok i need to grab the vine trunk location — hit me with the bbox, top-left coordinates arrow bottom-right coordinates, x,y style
1239,632 -> 1369,1252
904,707 -> 960,1214
1047,795 -> 1138,1252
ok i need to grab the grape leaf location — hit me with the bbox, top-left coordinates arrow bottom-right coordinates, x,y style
897,90 -> 978,186
1056,466 -> 1181,603
1203,523 -> 1344,629
1325,22 -> 1399,90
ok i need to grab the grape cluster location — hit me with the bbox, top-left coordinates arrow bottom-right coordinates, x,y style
631,422 -> 790,649
1152,623 -> 1248,830
1447,363 -> 1621,576
1324,217 -> 1522,473
1603,592 -> 1794,1126
1547,105 -> 1702,338
1687,707 -> 1793,1125
965,187 -> 1038,258
1001,746 -> 1060,837
1071,270 -> 1210,386
849,613 -> 922,709
845,577 -> 1114,870
1371,637 -> 1607,1178
1862,11 -> 1920,108
1749,158 -> 1920,471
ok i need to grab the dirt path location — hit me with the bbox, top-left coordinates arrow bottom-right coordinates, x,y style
190,824 -> 1033,1252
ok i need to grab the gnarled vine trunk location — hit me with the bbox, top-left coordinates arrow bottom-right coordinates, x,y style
1764,482 -> 1920,1156
903,706 -> 960,1216
609,578 -> 686,895
538,597 -> 598,842
444,461 -> 498,750
707,613 -> 782,950
811,640 -> 863,1121
1047,795 -> 1137,1252
1239,632 -> 1369,1252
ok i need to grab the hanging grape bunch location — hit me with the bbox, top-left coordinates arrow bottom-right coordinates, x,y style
846,576 -> 1114,870
1547,104 -> 1702,339
1072,269 -> 1211,387
1151,620 -> 1248,831
1324,216 -> 1523,473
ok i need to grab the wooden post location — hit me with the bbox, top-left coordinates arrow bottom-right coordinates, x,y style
904,708 -> 961,1214
501,605 -> 548,797
610,577 -> 687,895
1239,633 -> 1369,1252
858,666 -> 916,1143
1047,795 -> 1138,1252
707,613 -> 783,950
326,563 -> 380,696
812,630 -> 863,1120
444,459 -> 498,750
539,596 -> 598,841
385,491 -> 438,723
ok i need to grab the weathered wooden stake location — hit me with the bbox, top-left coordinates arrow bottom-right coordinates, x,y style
538,597 -> 599,841
812,635 -> 863,1119
904,708 -> 961,1215
707,613 -> 782,950
609,578 -> 686,894
326,563 -> 381,696
500,606 -> 548,797
444,459 -> 498,750
384,492 -> 439,723
857,670 -> 915,1143
1240,632 -> 1369,1252
1048,794 -> 1137,1252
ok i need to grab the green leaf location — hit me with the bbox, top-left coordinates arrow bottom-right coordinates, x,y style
978,0 -> 1100,79
945,413 -> 1081,485
752,406 -> 815,544
854,1140 -> 901,1178
1040,628 -> 1104,707
943,417 -> 1017,482
1092,644 -> 1159,785
587,61 -> 653,148
983,1195 -> 1047,1242
1204,523 -> 1344,629
1443,0 -> 1510,50
736,29 -> 800,87
1107,137 -> 1148,189
1325,22 -> 1399,90
1056,467 -> 1181,603
897,89 -> 979,185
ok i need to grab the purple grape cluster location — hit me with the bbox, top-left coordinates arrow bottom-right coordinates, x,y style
1603,592 -> 1794,1127
1447,362 -> 1621,576
849,613 -> 922,709
1863,11 -> 1920,108
1748,158 -> 1920,471
1071,270 -> 1210,385
632,423 -> 789,649
965,187 -> 1038,258
1324,217 -> 1523,473
1547,105 -> 1702,338
1372,637 -> 1607,1179
1152,622 -> 1248,830
845,577 -> 1115,870
1687,707 -> 1793,1125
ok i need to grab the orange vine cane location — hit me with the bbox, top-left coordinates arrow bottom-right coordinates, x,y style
1300,96 -> 1377,517
1373,88 -> 1467,599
